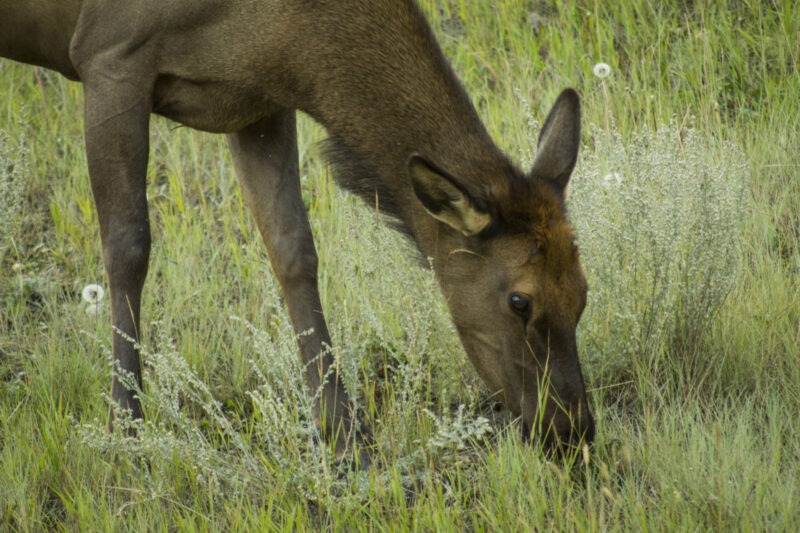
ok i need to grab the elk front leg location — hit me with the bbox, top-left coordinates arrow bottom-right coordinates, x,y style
227,112 -> 357,456
82,81 -> 152,424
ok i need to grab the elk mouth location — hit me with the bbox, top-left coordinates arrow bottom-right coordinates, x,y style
456,329 -> 595,457
520,407 -> 595,460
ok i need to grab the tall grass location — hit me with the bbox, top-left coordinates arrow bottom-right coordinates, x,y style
0,131 -> 26,260
1,0 -> 799,529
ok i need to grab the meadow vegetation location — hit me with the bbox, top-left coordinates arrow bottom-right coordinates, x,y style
1,0 -> 798,529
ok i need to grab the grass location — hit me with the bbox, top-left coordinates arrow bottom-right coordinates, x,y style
2,0 -> 799,530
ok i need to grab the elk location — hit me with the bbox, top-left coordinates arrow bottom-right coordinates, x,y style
0,0 -> 594,456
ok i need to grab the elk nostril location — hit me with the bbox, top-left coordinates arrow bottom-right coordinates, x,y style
519,412 -> 595,459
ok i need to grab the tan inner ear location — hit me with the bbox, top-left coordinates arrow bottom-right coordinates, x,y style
409,155 -> 492,236
432,196 -> 491,236
415,175 -> 491,236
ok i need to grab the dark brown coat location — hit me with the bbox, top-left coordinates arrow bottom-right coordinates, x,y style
0,0 -> 593,455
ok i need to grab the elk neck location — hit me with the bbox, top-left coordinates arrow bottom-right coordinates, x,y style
277,1 -> 514,263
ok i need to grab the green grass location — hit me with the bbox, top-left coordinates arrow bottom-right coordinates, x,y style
2,0 -> 799,530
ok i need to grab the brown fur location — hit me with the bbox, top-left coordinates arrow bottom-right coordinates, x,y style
1,0 -> 593,456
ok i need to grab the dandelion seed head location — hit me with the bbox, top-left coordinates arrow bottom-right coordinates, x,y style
85,304 -> 103,317
603,172 -> 623,188
593,62 -> 611,79
82,283 -> 105,304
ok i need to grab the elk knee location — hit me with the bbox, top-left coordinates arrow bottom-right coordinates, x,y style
103,225 -> 151,289
273,239 -> 319,287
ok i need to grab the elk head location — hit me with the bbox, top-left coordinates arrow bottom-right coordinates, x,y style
410,89 -> 594,452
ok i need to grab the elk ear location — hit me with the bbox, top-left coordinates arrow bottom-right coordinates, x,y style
409,155 -> 491,236
531,88 -> 581,194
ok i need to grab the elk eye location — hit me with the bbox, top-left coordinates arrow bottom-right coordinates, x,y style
508,292 -> 531,317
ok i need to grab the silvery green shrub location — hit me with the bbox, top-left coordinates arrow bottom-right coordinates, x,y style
568,121 -> 748,374
0,131 -> 26,259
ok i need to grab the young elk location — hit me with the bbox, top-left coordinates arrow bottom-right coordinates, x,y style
0,0 -> 594,456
